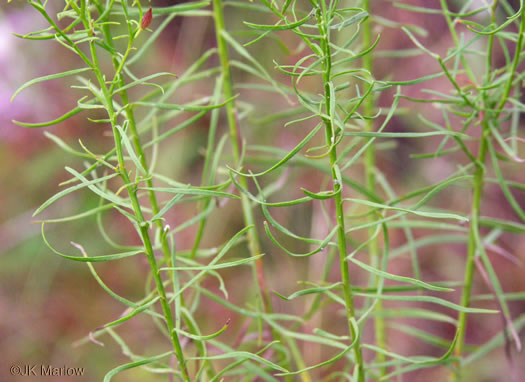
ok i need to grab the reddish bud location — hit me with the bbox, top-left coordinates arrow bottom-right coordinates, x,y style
141,7 -> 152,30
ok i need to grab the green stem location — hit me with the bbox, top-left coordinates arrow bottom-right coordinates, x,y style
211,0 -> 270,312
87,32 -> 190,382
453,4 -> 525,380
212,3 -> 311,381
453,121 -> 489,380
95,5 -> 219,376
317,6 -> 365,381
362,0 -> 387,378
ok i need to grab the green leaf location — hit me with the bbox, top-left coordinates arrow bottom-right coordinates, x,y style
133,95 -> 238,112
35,204 -> 114,223
349,257 -> 453,292
112,72 -> 177,94
33,172 -> 119,217
13,102 -> 91,128
175,319 -> 231,341
275,282 -> 342,301
116,123 -> 147,176
161,255 -> 264,272
172,226 -> 254,299
65,167 -> 132,209
355,292 -> 499,314
228,122 -> 323,177
331,11 -> 368,30
41,224 -> 143,262
189,348 -> 288,373
141,186 -> 239,199
103,351 -> 174,382
244,11 -> 313,31
276,321 -> 358,376
342,131 -> 469,139
113,1 -> 211,16
100,297 -> 161,331
343,198 -> 469,221
11,67 -> 92,102
264,221 -> 338,257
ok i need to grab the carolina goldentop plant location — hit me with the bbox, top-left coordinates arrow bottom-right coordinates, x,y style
10,0 -> 525,381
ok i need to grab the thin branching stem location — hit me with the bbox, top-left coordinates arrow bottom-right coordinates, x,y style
317,4 -> 365,381
454,3 -> 525,380
92,6 -> 216,377
84,15 -> 190,382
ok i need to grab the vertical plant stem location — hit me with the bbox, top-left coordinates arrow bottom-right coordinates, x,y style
94,2 -> 225,377
94,3 -> 173,265
454,4 -> 525,380
453,121 -> 489,380
86,31 -> 190,382
212,3 -> 312,380
317,5 -> 365,381
211,3 -> 306,380
211,0 -> 270,310
362,0 -> 387,377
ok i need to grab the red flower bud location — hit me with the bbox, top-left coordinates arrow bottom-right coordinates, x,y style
141,7 -> 152,30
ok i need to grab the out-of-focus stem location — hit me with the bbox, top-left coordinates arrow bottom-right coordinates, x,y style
211,3 -> 315,381
453,4 -> 525,380
211,0 -> 270,310
362,0 -> 387,378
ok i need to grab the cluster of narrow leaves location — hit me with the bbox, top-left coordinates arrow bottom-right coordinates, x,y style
11,0 -> 525,381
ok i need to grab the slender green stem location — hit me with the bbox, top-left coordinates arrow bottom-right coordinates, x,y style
212,3 -> 312,381
452,2 -> 525,380
211,0 -> 270,311
362,0 -> 387,378
317,6 -> 364,381
86,25 -> 190,382
452,121 -> 489,380
93,5 -> 218,377
90,2 -> 176,270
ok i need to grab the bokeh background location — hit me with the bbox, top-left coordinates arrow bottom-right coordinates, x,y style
1,1 -> 525,381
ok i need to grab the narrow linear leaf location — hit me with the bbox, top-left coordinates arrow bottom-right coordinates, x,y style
103,351 -> 174,382
175,319 -> 231,341
11,67 -> 92,102
244,11 -> 313,31
349,257 -> 453,292
33,172 -> 119,217
228,122 -> 323,177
